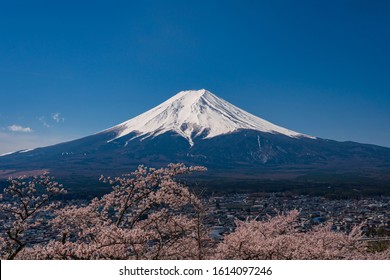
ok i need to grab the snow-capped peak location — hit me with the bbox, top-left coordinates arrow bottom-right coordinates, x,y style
106,89 -> 315,146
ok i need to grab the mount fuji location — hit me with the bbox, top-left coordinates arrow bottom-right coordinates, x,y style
1,89 -> 390,192
104,89 -> 314,146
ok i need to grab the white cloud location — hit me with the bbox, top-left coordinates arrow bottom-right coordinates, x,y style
52,113 -> 64,123
38,116 -> 50,128
8,125 -> 33,133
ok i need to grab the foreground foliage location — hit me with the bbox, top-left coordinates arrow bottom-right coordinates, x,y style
0,164 -> 389,260
216,210 -> 389,260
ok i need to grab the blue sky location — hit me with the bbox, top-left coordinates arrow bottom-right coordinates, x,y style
1,0 -> 389,154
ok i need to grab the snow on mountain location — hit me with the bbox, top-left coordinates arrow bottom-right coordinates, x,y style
0,151 -> 17,157
105,89 -> 315,146
0,148 -> 35,157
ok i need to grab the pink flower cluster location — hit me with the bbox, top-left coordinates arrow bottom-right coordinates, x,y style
216,210 -> 389,260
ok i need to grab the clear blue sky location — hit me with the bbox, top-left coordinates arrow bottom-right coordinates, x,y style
1,0 -> 389,154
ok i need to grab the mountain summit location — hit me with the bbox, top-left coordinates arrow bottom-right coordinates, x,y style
105,89 -> 314,146
1,89 -> 389,191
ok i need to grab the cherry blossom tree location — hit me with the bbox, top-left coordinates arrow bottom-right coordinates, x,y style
22,164 -> 212,260
0,174 -> 66,259
216,210 -> 390,260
